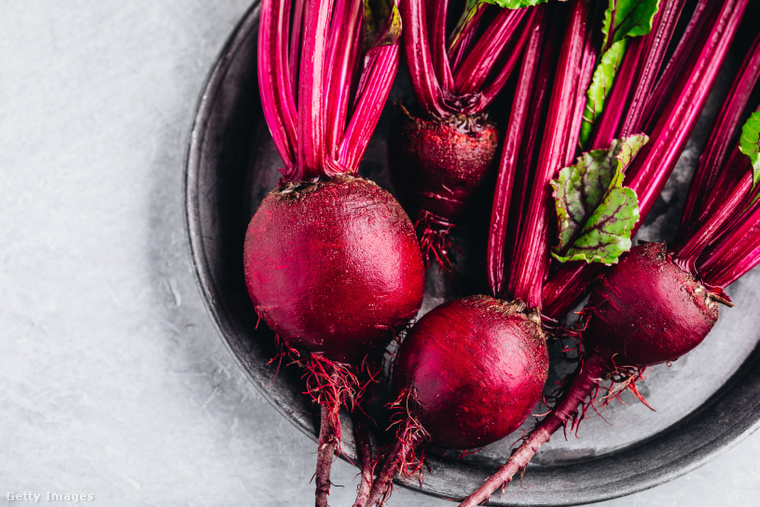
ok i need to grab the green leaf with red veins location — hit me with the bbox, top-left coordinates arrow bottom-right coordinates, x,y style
552,134 -> 647,264
739,111 -> 760,187
554,187 -> 639,264
601,0 -> 660,51
364,0 -> 402,50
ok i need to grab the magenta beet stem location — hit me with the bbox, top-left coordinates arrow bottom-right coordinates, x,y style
698,146 -> 755,232
564,15 -> 597,159
674,167 -> 752,273
338,43 -> 400,170
288,0 -> 305,97
642,0 -> 713,129
401,0 -> 449,118
406,0 -> 540,118
541,263 -> 602,320
454,8 -> 528,95
476,8 -> 539,115
487,8 -> 548,299
258,0 -> 298,176
428,0 -> 455,92
679,32 -> 760,239
699,197 -> 760,288
324,0 -> 362,158
627,0 -> 748,222
296,0 -> 333,178
509,0 -> 593,309
504,12 -> 560,301
619,0 -> 687,137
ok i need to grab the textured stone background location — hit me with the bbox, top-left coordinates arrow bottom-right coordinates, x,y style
1,1 -> 759,506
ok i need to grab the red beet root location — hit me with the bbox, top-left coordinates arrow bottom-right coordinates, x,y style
255,0 -> 418,501
394,296 -> 549,449
244,175 -> 426,365
365,296 -> 548,506
394,0 -> 538,271
461,0 -> 754,502
585,242 -> 719,367
388,110 -> 499,269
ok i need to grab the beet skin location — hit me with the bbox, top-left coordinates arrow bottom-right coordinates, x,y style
388,111 -> 499,234
586,242 -> 720,367
394,295 -> 549,449
243,175 -> 426,364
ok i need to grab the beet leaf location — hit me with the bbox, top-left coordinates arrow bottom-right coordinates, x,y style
580,41 -> 628,147
363,0 -> 402,50
552,135 -> 646,264
601,0 -> 661,50
579,0 -> 660,148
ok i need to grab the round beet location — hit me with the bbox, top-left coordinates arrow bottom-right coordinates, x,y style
243,175 -> 426,364
365,295 -> 548,506
388,110 -> 499,267
586,242 -> 720,367
394,295 -> 549,449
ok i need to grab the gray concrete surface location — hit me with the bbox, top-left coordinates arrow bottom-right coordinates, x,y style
1,1 -> 758,506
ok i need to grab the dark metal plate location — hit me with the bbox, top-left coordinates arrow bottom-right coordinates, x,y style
184,3 -> 760,504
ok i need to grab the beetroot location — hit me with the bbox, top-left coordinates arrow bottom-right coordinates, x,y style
388,112 -> 499,268
244,176 -> 425,364
460,3 -> 755,502
585,243 -> 719,367
393,0 -> 538,269
461,7 -> 756,497
394,296 -> 548,449
362,296 -> 548,506
244,176 -> 425,507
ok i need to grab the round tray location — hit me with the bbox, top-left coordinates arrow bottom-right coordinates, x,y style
184,3 -> 760,505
